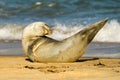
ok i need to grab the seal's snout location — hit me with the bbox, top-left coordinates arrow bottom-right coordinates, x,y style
42,24 -> 52,35
46,28 -> 52,35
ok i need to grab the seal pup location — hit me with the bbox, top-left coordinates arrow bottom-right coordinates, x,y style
22,18 -> 108,62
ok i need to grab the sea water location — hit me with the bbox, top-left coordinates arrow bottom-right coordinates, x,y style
0,0 -> 120,58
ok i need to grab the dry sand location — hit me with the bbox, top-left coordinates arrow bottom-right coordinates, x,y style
0,56 -> 120,80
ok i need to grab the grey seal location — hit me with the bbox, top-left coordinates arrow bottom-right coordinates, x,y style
22,18 -> 108,62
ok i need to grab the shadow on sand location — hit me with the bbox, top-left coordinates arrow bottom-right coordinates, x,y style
76,58 -> 99,62
25,58 -> 99,63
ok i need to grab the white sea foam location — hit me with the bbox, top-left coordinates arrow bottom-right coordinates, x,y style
47,23 -> 82,41
0,19 -> 120,43
0,24 -> 23,40
93,19 -> 120,42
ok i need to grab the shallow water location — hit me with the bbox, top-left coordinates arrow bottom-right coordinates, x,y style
0,42 -> 120,58
85,42 -> 120,58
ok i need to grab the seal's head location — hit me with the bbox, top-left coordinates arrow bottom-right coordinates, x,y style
23,22 -> 52,39
22,22 -> 52,56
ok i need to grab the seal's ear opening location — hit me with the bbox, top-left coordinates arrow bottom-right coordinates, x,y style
87,18 -> 108,43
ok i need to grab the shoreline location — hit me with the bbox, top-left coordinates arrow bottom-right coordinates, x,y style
0,42 -> 120,58
1,39 -> 120,44
0,56 -> 120,80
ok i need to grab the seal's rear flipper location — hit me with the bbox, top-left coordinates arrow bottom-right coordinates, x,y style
79,18 -> 108,44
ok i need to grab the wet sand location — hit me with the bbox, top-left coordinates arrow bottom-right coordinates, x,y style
0,56 -> 120,80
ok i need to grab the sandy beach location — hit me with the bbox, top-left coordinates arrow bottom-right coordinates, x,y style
0,56 -> 119,80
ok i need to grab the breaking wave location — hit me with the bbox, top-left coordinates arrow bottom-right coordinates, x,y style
0,24 -> 24,41
0,19 -> 120,43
